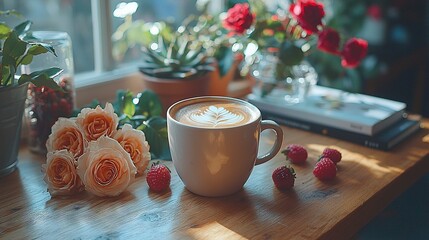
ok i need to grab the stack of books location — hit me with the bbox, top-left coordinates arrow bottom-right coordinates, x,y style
247,85 -> 421,150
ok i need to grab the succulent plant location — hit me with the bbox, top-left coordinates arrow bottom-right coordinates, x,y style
139,30 -> 216,79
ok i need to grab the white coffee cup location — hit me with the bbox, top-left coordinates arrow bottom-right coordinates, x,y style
167,96 -> 283,197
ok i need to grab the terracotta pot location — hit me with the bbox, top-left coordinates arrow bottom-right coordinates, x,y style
141,72 -> 213,115
207,55 -> 242,96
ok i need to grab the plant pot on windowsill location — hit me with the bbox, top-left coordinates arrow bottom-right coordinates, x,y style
138,29 -> 218,115
139,68 -> 216,116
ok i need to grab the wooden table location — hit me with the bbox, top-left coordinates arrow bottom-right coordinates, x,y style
1,120 -> 429,240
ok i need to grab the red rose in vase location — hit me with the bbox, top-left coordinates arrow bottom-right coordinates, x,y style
289,0 -> 325,35
223,3 -> 254,35
341,38 -> 368,68
317,28 -> 340,54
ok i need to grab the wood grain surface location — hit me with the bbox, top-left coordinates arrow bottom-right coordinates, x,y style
1,120 -> 429,240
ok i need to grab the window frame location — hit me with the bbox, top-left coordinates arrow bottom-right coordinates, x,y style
75,0 -> 225,91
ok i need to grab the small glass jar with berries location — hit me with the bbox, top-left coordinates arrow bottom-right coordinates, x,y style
22,31 -> 75,154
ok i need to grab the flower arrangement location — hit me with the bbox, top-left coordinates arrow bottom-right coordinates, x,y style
190,0 -> 362,88
42,102 -> 151,197
221,0 -> 368,79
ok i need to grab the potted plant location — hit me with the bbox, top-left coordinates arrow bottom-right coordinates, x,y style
138,27 -> 216,114
0,11 -> 62,176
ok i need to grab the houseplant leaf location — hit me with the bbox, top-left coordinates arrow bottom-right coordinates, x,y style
136,90 -> 162,117
137,116 -> 171,160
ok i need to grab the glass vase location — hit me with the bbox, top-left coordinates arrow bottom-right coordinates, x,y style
250,50 -> 318,104
22,31 -> 75,154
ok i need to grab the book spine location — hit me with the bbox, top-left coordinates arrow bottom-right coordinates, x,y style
263,113 -> 390,150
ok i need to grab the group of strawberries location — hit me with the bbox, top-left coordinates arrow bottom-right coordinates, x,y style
272,144 -> 342,191
147,144 -> 342,193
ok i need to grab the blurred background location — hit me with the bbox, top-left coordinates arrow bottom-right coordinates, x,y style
0,0 -> 428,116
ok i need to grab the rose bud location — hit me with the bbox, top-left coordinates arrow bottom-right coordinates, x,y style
317,28 -> 340,54
289,0 -> 325,35
223,3 -> 255,35
341,38 -> 368,68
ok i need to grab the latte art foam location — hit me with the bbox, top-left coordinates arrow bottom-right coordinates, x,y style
174,101 -> 257,128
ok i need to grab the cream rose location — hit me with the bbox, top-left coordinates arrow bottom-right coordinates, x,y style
76,102 -> 119,142
46,118 -> 87,159
42,150 -> 84,196
77,136 -> 137,197
114,124 -> 151,175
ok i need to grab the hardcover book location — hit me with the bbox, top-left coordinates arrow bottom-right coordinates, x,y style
262,112 -> 421,151
247,85 -> 407,136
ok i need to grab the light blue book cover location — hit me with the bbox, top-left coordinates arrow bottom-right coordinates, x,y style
248,86 -> 406,136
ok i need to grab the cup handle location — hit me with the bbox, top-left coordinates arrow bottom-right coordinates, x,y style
255,120 -> 283,165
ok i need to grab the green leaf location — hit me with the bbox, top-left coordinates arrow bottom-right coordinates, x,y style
18,73 -> 61,91
278,42 -> 304,66
114,89 -> 127,114
13,20 -> 32,37
20,54 -> 33,65
0,23 -> 11,39
1,65 -> 12,86
136,90 -> 163,117
138,116 -> 171,160
122,91 -> 136,118
3,31 -> 27,59
215,46 -> 234,76
28,43 -> 55,56
29,67 -> 63,79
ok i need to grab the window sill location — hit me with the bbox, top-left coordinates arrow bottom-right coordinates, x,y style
75,67 -> 253,108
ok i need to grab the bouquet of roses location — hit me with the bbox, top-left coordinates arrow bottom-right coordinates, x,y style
42,103 -> 151,197
222,0 -> 368,78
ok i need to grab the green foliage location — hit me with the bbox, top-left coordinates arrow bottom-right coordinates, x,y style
0,12 -> 62,89
139,27 -> 216,79
112,20 -> 173,62
114,89 -> 171,160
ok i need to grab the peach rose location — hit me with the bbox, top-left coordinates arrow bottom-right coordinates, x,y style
46,118 -> 87,159
114,124 -> 151,175
76,102 -> 119,142
77,136 -> 137,197
42,150 -> 84,196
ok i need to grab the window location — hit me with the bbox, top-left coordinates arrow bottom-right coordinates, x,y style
1,0 -> 219,88
0,0 -> 94,73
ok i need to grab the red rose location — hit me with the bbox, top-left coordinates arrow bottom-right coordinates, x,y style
289,0 -> 325,35
223,3 -> 254,35
317,28 -> 340,54
341,38 -> 368,68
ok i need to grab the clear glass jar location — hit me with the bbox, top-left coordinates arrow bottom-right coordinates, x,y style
22,31 -> 75,154
250,50 -> 318,104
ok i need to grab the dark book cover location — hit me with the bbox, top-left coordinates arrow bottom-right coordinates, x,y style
263,112 -> 421,151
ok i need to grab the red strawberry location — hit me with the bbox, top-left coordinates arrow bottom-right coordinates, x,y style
272,165 -> 296,190
313,157 -> 337,180
320,148 -> 342,164
146,162 -> 171,192
281,144 -> 308,164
